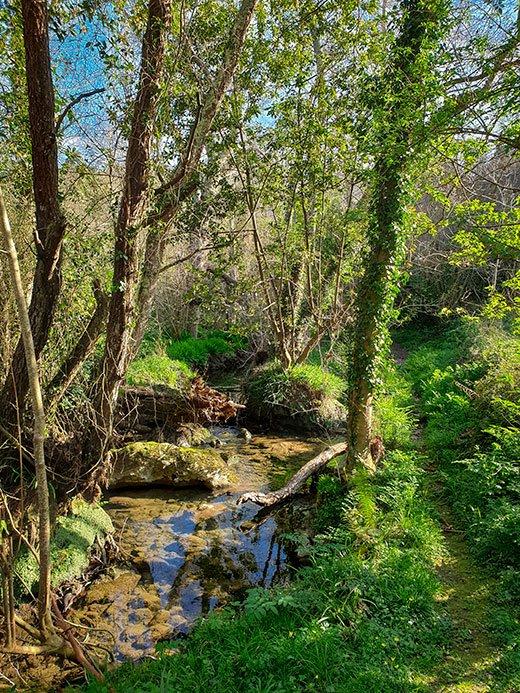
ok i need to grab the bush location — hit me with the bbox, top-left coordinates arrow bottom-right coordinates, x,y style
443,427 -> 520,570
126,354 -> 195,389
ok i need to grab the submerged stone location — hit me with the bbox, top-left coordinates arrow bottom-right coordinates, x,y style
175,423 -> 218,447
109,441 -> 237,491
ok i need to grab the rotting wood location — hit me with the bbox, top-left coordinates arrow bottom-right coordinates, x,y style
237,442 -> 348,507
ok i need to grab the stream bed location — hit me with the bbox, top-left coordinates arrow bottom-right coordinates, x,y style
72,429 -> 323,661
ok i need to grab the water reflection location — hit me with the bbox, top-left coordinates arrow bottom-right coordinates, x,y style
78,430 -> 321,659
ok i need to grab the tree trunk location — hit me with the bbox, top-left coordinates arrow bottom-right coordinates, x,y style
0,0 -> 66,433
0,187 -> 53,636
345,0 -> 447,470
238,442 -> 348,507
132,0 -> 258,354
91,0 -> 172,463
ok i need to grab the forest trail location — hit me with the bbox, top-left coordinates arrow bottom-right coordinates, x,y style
393,341 -> 501,693
429,497 -> 500,692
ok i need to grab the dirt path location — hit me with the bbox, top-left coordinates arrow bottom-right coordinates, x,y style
428,497 -> 500,692
393,342 -> 501,692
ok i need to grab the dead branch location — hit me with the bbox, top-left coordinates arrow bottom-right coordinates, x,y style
238,441 -> 348,507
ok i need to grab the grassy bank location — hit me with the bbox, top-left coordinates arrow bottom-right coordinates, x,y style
84,362 -> 451,691
399,319 -> 520,689
81,318 -> 518,692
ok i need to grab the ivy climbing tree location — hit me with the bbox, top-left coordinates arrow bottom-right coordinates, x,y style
345,0 -> 449,471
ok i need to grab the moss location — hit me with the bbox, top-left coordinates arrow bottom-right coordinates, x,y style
110,442 -> 238,490
126,355 -> 195,389
15,498 -> 113,596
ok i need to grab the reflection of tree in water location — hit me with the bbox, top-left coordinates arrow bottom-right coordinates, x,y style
166,503 -> 286,619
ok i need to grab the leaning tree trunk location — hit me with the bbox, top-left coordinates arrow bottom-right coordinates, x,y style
90,0 -> 172,466
0,187 -> 53,637
0,0 -> 66,434
345,0 -> 447,470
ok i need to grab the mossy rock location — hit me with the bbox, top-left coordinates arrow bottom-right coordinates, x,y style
14,498 -> 113,597
109,442 -> 237,491
175,423 -> 218,447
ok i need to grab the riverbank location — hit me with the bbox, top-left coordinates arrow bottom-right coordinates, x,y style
80,320 -> 518,692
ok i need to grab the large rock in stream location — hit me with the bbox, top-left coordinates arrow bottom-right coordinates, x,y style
109,441 -> 237,491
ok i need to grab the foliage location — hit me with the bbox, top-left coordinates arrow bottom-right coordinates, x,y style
126,355 -> 195,389
401,319 -> 520,686
14,499 -> 113,597
374,361 -> 416,449
165,332 -> 246,368
245,360 -> 346,430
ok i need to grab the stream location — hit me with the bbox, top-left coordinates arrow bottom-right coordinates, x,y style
72,428 -> 323,661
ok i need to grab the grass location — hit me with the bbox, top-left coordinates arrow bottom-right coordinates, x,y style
245,360 -> 347,430
397,317 -> 520,691
78,317 -> 518,692
126,354 -> 195,389
83,434 -> 450,692
165,331 -> 246,368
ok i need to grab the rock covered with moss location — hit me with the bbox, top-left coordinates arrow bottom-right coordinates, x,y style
109,441 -> 237,490
14,498 -> 113,596
175,422 -> 219,447
244,361 -> 347,432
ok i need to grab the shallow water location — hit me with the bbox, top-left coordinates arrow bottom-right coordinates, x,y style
75,429 -> 323,660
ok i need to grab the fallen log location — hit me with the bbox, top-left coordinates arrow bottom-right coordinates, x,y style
238,441 -> 348,507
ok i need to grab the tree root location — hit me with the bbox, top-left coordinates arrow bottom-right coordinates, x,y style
237,442 -> 348,507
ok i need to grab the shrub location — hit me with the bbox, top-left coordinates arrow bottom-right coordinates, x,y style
245,360 -> 347,430
290,363 -> 346,400
374,362 -> 416,449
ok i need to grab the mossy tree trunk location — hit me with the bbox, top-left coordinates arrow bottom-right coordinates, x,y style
346,0 -> 448,471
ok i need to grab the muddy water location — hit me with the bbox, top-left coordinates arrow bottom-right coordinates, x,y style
74,429 -> 323,661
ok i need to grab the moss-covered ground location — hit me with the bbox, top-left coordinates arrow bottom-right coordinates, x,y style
15,498 -> 113,597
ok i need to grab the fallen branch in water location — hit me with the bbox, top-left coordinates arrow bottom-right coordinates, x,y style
237,442 -> 348,507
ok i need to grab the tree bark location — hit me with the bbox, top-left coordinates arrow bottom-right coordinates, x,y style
0,0 -> 66,432
91,0 -> 172,463
345,0 -> 446,470
0,187 -> 53,636
238,442 -> 348,507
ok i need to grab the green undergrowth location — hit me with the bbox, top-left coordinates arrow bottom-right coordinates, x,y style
126,354 -> 195,389
15,499 -> 113,597
398,318 -> 520,688
374,361 -> 416,449
165,331 -> 246,368
84,449 -> 450,691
